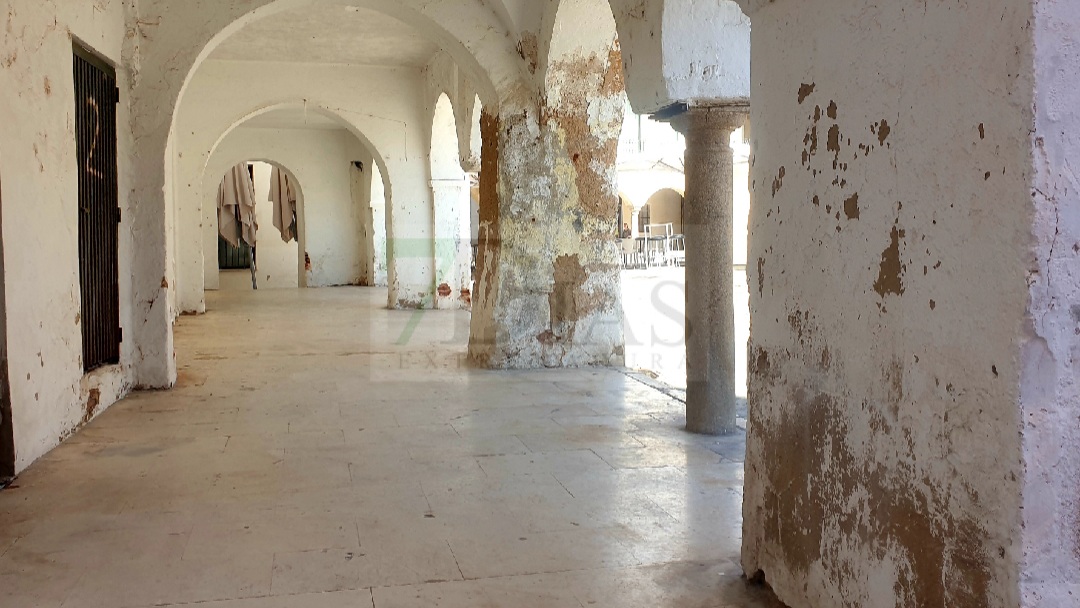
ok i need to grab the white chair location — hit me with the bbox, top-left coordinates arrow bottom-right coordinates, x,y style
668,234 -> 686,267
621,238 -> 642,269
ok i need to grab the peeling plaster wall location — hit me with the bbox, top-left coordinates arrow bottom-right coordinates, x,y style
742,2 -> 1035,606
349,141 -> 377,288
202,127 -> 368,291
608,0 -> 750,114
175,60 -> 430,310
424,51 -> 483,172
470,0 -> 625,369
0,0 -> 139,472
1020,1 -> 1080,603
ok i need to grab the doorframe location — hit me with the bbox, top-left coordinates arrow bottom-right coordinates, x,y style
0,165 -> 15,482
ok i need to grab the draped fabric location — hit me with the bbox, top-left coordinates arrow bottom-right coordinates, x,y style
217,164 -> 258,247
269,166 -> 298,243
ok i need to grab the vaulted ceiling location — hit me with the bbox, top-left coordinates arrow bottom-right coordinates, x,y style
210,5 -> 440,67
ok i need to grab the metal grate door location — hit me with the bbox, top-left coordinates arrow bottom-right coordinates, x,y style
74,45 -> 121,372
218,234 -> 252,270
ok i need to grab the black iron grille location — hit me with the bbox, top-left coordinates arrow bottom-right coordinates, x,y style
74,45 -> 121,372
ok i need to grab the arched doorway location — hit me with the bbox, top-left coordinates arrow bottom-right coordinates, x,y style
429,93 -> 473,310
210,160 -> 304,291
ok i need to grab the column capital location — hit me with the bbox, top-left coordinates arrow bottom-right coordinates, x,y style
669,102 -> 749,136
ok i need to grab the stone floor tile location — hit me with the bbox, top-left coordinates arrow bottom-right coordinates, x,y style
0,288 -> 780,608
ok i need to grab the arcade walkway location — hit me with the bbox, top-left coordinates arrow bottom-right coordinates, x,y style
0,288 -> 778,607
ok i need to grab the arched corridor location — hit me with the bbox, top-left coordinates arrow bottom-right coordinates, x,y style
1,1 -> 1078,607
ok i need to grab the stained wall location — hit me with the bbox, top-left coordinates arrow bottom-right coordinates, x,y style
741,2 -> 1036,606
0,0 -> 138,471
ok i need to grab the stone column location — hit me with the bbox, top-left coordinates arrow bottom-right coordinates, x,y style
630,207 -> 641,237
674,105 -> 747,435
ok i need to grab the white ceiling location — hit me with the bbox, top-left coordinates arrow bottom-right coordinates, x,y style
239,107 -> 346,131
210,6 -> 440,67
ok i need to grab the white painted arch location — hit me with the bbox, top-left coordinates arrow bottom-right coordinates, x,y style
131,0 -> 536,386
171,58 -> 431,314
204,159 -> 306,292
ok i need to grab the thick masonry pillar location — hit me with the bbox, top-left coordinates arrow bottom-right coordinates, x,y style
674,105 -> 747,435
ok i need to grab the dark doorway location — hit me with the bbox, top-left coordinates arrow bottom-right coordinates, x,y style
74,44 -> 121,372
0,168 -> 13,483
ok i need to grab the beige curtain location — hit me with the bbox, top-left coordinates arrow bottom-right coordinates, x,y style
269,166 -> 297,243
217,164 -> 258,247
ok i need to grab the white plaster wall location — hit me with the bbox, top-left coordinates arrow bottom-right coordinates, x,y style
347,143 -> 377,287
607,0 -> 750,113
545,0 -> 618,66
733,151 -> 749,267
254,161 -> 300,289
202,127 -> 365,293
0,0 -> 139,472
175,60 -> 432,310
1021,1 -> 1080,604
429,94 -> 473,310
371,163 -> 389,287
423,52 -> 483,172
741,1 -> 1035,606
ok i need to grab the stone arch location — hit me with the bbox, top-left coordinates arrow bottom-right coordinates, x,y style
466,95 -> 483,173
167,0 -> 530,129
130,0 -> 535,385
605,0 -> 750,114
538,0 -> 620,89
423,51 -> 485,174
192,102 -> 393,306
206,103 -> 392,202
429,94 -> 473,310
205,159 -> 306,292
430,94 -> 466,182
644,187 -> 685,235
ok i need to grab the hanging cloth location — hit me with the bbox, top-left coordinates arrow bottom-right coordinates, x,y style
269,166 -> 298,243
217,164 -> 258,247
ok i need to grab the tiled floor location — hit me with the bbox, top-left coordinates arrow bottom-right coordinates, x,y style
0,288 -> 780,607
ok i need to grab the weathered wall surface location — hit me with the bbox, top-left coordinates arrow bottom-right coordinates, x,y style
742,2 -> 1035,606
202,127 -> 369,292
1020,1 -> 1080,604
607,0 -> 749,114
371,162 -> 389,287
0,0 -> 139,471
175,60 -> 428,310
470,0 -> 625,368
